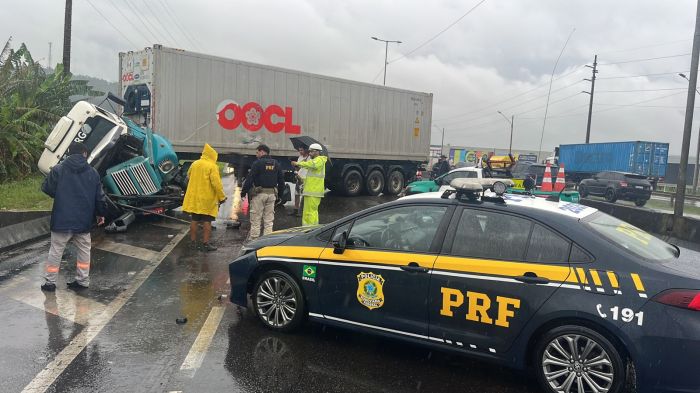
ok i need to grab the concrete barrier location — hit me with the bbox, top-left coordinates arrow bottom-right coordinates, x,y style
0,210 -> 51,251
580,199 -> 700,243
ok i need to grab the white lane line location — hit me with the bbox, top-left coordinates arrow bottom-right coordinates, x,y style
94,240 -> 160,261
179,305 -> 226,378
21,228 -> 189,393
10,287 -> 106,326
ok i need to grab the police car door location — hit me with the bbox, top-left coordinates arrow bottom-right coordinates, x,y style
428,207 -> 572,354
317,205 -> 452,338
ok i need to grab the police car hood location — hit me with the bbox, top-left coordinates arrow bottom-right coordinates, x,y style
245,225 -> 323,249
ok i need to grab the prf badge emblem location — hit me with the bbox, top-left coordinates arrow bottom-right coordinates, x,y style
357,272 -> 385,310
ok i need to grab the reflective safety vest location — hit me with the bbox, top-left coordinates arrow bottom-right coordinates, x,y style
298,155 -> 327,197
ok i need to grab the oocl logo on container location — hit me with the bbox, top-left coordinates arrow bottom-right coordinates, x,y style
216,100 -> 301,134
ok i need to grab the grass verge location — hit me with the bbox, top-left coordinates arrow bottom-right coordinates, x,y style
0,175 -> 53,210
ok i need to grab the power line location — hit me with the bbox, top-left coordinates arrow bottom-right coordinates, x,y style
597,39 -> 692,56
105,0 -> 153,44
597,70 -> 689,80
440,80 -> 584,127
549,91 -> 686,118
388,0 -> 489,64
596,87 -> 686,93
436,65 -> 587,122
156,0 -> 202,50
85,0 -> 137,47
599,53 -> 690,66
123,0 -> 166,44
140,0 -> 181,47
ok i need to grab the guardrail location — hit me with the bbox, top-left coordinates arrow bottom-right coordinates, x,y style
652,190 -> 700,204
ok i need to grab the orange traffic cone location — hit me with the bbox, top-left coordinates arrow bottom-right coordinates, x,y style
554,163 -> 566,192
541,162 -> 553,192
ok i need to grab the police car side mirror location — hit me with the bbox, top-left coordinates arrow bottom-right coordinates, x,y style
332,230 -> 348,254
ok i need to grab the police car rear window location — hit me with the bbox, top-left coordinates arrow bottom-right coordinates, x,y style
584,212 -> 677,261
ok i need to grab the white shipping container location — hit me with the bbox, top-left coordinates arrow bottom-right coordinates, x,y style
119,46 -> 432,162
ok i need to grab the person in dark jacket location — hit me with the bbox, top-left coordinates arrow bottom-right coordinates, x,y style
40,142 -> 107,292
437,155 -> 451,177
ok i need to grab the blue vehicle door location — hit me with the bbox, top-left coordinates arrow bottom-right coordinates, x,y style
316,204 -> 452,338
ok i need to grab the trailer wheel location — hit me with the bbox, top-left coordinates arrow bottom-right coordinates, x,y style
343,169 -> 363,196
365,170 -> 385,196
384,170 -> 405,195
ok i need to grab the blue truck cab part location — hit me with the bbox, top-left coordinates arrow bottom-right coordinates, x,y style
38,100 -> 186,230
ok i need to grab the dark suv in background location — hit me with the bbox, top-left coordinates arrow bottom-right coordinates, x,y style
579,171 -> 652,206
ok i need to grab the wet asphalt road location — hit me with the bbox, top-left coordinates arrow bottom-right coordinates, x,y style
12,184 -> 700,393
0,191 -> 549,393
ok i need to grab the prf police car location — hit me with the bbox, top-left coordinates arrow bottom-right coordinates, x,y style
229,179 -> 700,393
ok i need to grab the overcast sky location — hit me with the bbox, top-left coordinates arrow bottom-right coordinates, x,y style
5,0 -> 700,155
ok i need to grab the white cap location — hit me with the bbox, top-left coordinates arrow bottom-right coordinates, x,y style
309,143 -> 323,151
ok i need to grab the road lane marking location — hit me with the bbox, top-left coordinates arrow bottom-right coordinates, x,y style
94,240 -> 160,261
179,305 -> 226,378
21,228 -> 189,393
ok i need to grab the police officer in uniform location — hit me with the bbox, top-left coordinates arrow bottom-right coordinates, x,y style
241,144 -> 285,241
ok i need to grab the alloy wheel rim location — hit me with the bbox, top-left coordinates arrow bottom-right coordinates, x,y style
256,276 -> 297,327
542,334 -> 614,393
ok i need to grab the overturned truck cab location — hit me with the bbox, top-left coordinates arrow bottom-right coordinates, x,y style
38,95 -> 187,232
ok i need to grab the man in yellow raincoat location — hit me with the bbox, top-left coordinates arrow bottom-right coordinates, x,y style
292,143 -> 327,226
182,144 -> 226,251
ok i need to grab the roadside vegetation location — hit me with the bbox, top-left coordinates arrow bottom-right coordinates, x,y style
0,175 -> 52,210
0,38 -> 101,183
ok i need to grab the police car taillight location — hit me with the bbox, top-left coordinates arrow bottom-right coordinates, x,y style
652,289 -> 700,311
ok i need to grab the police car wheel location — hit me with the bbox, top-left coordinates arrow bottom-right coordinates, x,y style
535,325 -> 626,393
253,270 -> 305,332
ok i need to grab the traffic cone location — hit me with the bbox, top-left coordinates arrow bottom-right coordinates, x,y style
554,164 -> 566,192
541,162 -> 553,192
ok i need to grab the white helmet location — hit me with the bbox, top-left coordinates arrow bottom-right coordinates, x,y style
309,143 -> 323,151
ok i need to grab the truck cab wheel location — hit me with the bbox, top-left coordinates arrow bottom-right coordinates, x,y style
343,169 -> 363,196
384,170 -> 405,195
365,170 -> 384,196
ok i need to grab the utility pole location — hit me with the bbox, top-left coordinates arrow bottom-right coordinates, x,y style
675,0 -> 700,221
497,111 -> 515,155
678,72 -> 700,194
62,0 -> 72,75
441,127 -> 445,155
371,37 -> 401,86
584,55 -> 598,143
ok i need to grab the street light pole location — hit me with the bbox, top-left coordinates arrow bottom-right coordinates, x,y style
497,111 -> 515,155
679,72 -> 700,194
371,36 -> 402,86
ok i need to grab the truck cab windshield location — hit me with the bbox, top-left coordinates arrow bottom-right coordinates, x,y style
79,116 -> 118,154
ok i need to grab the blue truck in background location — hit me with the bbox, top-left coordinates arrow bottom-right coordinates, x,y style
557,141 -> 669,185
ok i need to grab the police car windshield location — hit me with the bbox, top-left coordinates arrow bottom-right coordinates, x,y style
584,212 -> 678,260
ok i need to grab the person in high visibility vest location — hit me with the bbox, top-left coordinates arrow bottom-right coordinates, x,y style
292,143 -> 327,226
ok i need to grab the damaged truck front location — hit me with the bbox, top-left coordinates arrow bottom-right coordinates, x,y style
38,95 -> 187,231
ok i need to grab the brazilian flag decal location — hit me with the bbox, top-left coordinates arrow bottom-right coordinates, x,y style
303,265 -> 317,279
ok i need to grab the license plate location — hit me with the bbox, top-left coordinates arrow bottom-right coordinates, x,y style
635,186 -> 643,189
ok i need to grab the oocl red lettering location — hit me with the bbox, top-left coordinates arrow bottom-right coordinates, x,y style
216,100 -> 301,134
